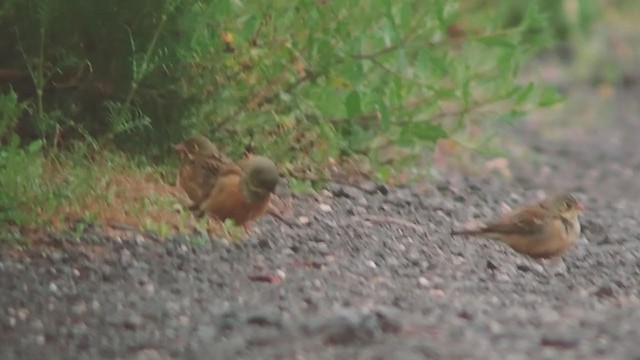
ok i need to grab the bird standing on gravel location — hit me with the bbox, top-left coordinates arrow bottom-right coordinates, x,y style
174,135 -> 290,233
198,155 -> 280,234
451,193 -> 584,259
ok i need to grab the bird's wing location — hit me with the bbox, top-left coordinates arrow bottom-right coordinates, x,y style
482,206 -> 549,236
218,163 -> 244,177
177,162 -> 207,202
197,150 -> 233,175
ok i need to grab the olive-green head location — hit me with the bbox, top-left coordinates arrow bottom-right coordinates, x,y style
240,156 -> 279,203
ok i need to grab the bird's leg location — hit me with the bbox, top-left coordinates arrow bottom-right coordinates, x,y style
243,223 -> 252,235
187,203 -> 206,218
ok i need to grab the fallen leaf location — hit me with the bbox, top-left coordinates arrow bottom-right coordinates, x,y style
248,274 -> 283,283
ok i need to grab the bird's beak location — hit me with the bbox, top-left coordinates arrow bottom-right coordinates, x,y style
575,203 -> 585,212
173,143 -> 186,153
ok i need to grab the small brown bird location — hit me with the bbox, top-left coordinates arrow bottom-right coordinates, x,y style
451,193 -> 584,259
198,155 -> 280,233
174,135 -> 234,211
174,134 -> 294,231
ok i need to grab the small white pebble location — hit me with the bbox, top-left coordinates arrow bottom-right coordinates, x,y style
365,260 -> 377,269
418,277 -> 430,287
276,269 -> 286,280
179,244 -> 188,253
135,234 -> 146,244
499,203 -> 513,214
319,204 -> 332,212
298,216 -> 310,225
48,283 -> 58,293
31,320 -> 44,331
71,302 -> 87,315
114,236 -> 123,244
216,238 -> 230,247
35,335 -> 45,345
538,308 -> 560,323
17,308 -> 29,321
430,289 -> 445,297
319,189 -> 333,198
92,300 -> 100,310
143,283 -> 155,295
72,268 -> 80,277
7,317 -> 16,327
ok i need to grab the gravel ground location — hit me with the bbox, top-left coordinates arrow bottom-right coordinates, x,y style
2,86 -> 640,360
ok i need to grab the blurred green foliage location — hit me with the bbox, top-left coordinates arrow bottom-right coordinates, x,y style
501,0 -> 598,43
0,0 -> 570,174
2,0 -> 614,234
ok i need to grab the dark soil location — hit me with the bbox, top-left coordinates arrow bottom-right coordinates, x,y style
2,86 -> 640,360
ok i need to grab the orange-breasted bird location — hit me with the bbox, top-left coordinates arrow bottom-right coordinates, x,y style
174,135 -> 289,232
197,155 -> 280,233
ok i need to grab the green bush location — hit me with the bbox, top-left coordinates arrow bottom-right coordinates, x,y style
0,90 -> 54,231
1,0 -> 562,175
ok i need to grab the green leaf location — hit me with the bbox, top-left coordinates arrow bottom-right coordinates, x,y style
341,61 -> 364,84
345,91 -> 362,118
497,110 -> 526,123
434,0 -> 446,25
315,36 -> 335,68
523,3 -> 545,28
376,164 -> 392,182
401,122 -> 447,143
429,52 -> 449,76
240,14 -> 259,40
9,133 -> 20,148
347,36 -> 363,58
313,85 -> 345,118
400,1 -> 413,32
396,132 -> 416,147
513,83 -> 534,105
538,85 -> 564,107
378,100 -> 390,130
212,0 -> 233,16
433,87 -> 457,99
415,49 -> 430,74
27,140 -> 44,153
476,36 -> 517,49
